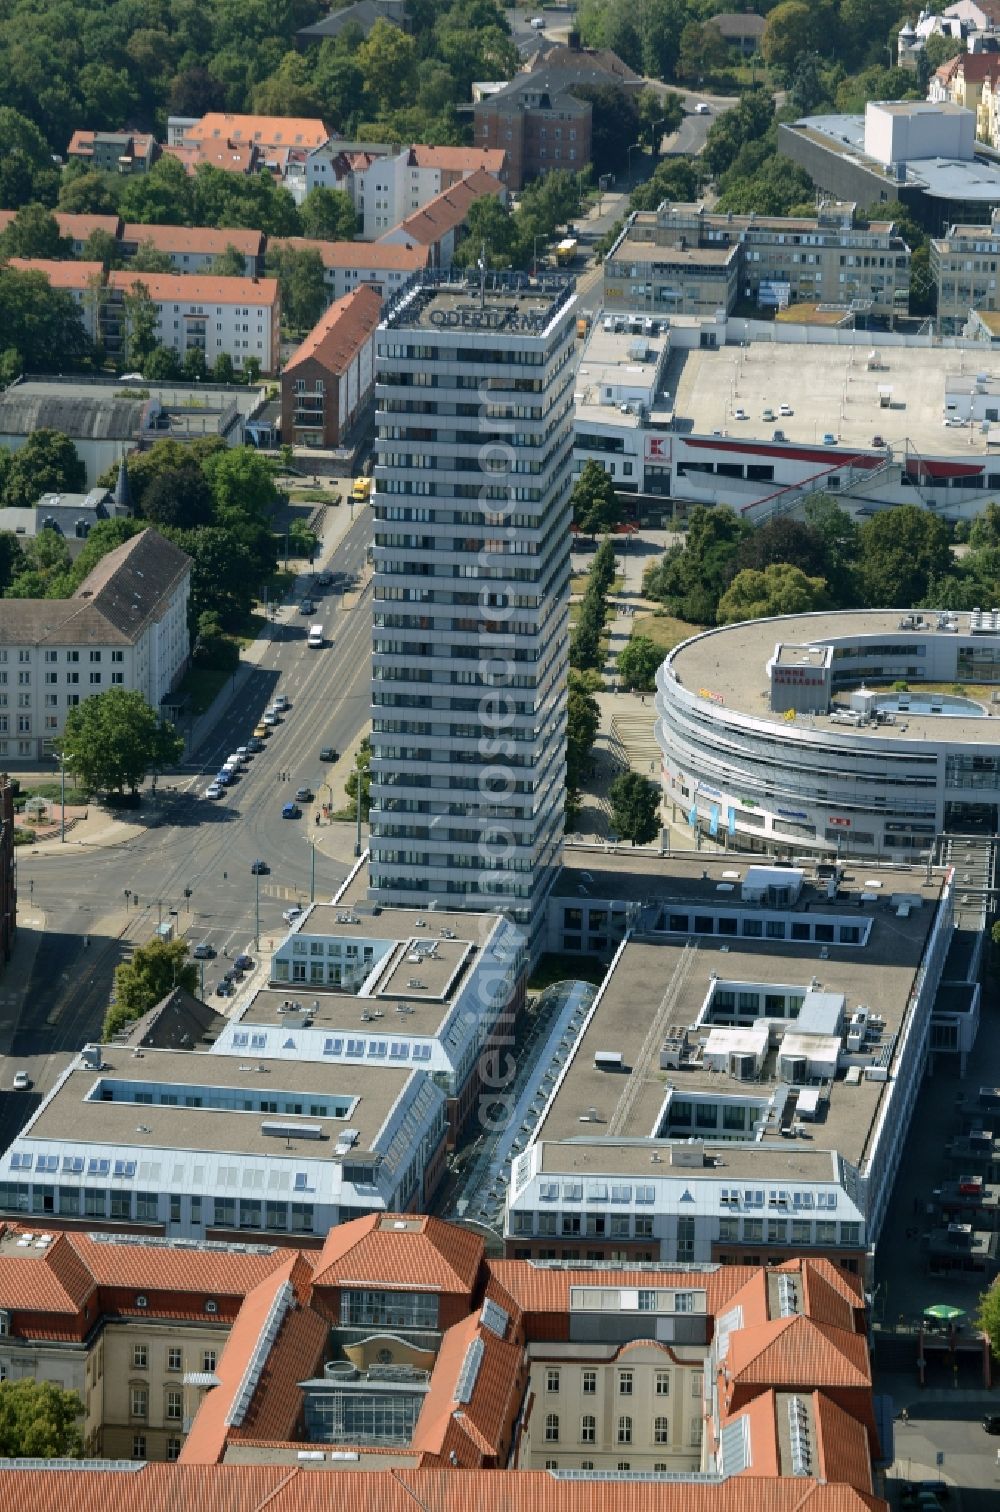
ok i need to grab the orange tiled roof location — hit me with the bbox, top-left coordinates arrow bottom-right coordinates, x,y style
727,1316 -> 871,1392
71,1229 -> 294,1297
0,1229 -> 95,1314
0,1465 -> 888,1512
283,284 -> 382,377
486,1260 -> 754,1321
794,1260 -> 864,1332
122,223 -> 264,256
388,169 -> 504,246
188,113 -> 329,149
409,146 -> 507,175
813,1391 -> 875,1495
7,258 -> 103,289
163,141 -> 259,174
229,1304 -> 327,1444
311,1213 -> 484,1294
411,1309 -> 523,1466
727,1390 -> 781,1476
55,212 -> 122,241
271,236 -> 430,271
108,269 -> 278,305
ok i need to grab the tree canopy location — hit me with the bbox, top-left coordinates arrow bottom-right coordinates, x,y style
571,460 -> 622,538
106,936 -> 199,1039
62,688 -> 183,795
0,430 -> 87,509
609,771 -> 661,846
717,563 -> 830,623
0,1380 -> 83,1458
616,634 -> 662,692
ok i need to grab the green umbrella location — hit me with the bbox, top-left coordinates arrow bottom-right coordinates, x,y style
923,1304 -> 966,1321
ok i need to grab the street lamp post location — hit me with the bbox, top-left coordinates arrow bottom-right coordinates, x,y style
53,749 -> 67,843
627,142 -> 643,185
598,173 -> 612,217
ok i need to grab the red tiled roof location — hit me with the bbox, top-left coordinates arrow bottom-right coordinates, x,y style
71,1229 -> 294,1297
727,1316 -> 871,1392
188,113 -> 329,149
55,212 -> 122,241
795,1260 -> 863,1332
229,1305 -> 327,1444
486,1260 -> 754,1323
121,223 -> 264,257
0,1229 -> 95,1315
108,269 -> 278,305
7,259 -> 103,290
283,284 -> 382,377
411,1310 -> 523,1466
728,1390 -> 780,1476
947,51 -> 999,84
813,1391 -> 874,1495
270,236 -> 430,271
0,1467 -> 890,1512
409,146 -> 507,175
386,170 -> 504,246
312,1214 -> 484,1295
163,141 -> 259,174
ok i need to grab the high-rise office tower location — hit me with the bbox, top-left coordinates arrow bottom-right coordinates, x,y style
369,273 -> 577,943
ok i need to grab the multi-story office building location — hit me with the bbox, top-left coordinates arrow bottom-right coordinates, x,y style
931,208 -> 1000,329
369,274 -> 577,938
604,202 -> 911,319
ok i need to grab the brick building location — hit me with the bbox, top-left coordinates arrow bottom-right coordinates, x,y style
281,284 -> 382,449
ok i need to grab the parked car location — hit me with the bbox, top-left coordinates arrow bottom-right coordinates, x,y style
262,711 -> 279,727
253,723 -> 270,739
282,801 -> 302,819
192,942 -> 216,959
733,407 -> 747,420
205,783 -> 223,799
300,599 -> 315,615
282,905 -> 303,923
762,407 -> 775,422
234,953 -> 254,971
12,1071 -> 31,1091
822,432 -> 837,444
319,746 -> 339,762
236,745 -> 251,761
216,980 -> 234,998
530,15 -> 545,26
295,786 -> 314,802
779,403 -> 793,416
316,571 -> 334,587
250,859 -> 269,875
772,429 -> 787,442
273,694 -> 290,710
983,1414 -> 1000,1433
247,737 -> 265,753
694,101 -> 711,114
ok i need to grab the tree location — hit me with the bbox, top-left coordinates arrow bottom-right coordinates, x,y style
345,736 -> 372,819
566,680 -> 600,794
0,530 -> 27,593
357,19 -> 419,110
677,21 -> 729,82
0,1380 -> 83,1458
976,1280 -> 1000,1359
183,345 -> 208,382
121,281 -> 160,370
609,771 -> 660,845
2,430 -> 86,509
788,53 -> 829,115
0,267 -> 91,373
617,634 -> 662,692
82,228 -> 121,272
969,502 -> 1000,553
858,506 -> 952,607
0,204 -> 71,259
644,505 -> 751,624
733,517 -> 829,579
106,936 -> 199,1037
702,88 -> 774,179
210,244 -> 247,278
299,187 -> 358,241
803,493 -> 861,606
143,345 -> 183,381
761,1 -> 823,71
168,65 -> 226,118
118,156 -> 195,226
130,240 -> 176,274
58,170 -> 121,216
252,49 -> 323,117
0,108 -> 60,210
267,243 -> 327,331
717,563 -> 830,623
193,608 -> 239,671
572,460 -> 622,537
62,688 -> 184,796
167,524 -> 260,627
213,352 -> 236,384
923,32 -> 963,71
572,83 -> 641,177
204,447 -> 279,525
141,464 -> 216,529
454,196 -> 518,268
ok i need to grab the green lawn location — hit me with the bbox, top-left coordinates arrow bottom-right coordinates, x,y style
570,572 -> 625,597
176,665 -> 231,716
288,488 -> 338,505
632,613 -> 702,652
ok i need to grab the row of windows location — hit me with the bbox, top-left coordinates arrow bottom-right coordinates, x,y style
0,1184 -> 316,1231
546,1368 -> 676,1396
132,1433 -> 181,1461
132,1344 -> 215,1372
545,1414 -> 679,1445
130,1385 -> 183,1421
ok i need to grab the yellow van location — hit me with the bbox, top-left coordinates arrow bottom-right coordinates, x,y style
352,476 -> 371,504
253,722 -> 271,739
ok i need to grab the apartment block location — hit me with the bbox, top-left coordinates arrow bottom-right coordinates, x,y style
931,208 -> 1000,329
281,284 -> 382,449
475,73 -> 591,191
7,259 -> 104,342
0,1212 -> 883,1506
66,130 -> 157,174
0,528 -> 190,762
377,169 -> 506,269
604,202 -> 911,318
104,271 -> 280,374
0,210 -> 122,256
181,113 -> 330,153
119,224 -> 265,277
369,275 -> 577,940
356,145 -> 506,238
269,236 -> 430,303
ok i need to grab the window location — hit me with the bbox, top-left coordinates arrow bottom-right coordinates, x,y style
618,1370 -> 633,1395
544,1413 -> 559,1442
654,1416 -> 670,1444
691,1373 -> 703,1399
167,1348 -> 182,1371
655,1371 -> 670,1396
130,1386 -> 148,1419
580,1414 -> 596,1443
203,1350 -> 217,1372
617,1415 -> 632,1445
131,1434 -> 146,1460
132,1345 -> 148,1369
546,1368 -> 560,1393
165,1388 -> 183,1421
166,1437 -> 181,1461
582,1369 -> 596,1395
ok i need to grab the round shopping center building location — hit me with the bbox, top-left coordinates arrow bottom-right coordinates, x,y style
655,608 -> 1000,856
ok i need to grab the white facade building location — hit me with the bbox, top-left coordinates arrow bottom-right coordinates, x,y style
0,529 -> 190,763
369,274 -> 577,944
355,146 -> 506,238
105,272 -> 280,374
269,237 -> 431,304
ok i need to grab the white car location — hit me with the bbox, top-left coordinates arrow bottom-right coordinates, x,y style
263,711 -> 279,726
733,407 -> 747,421
205,782 -> 223,800
12,1072 -> 31,1091
694,102 -> 711,115
282,905 -> 303,923
779,403 -> 793,416
530,15 -> 545,27
273,695 -> 290,711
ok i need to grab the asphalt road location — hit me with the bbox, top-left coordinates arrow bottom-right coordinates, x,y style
0,512 -> 374,1142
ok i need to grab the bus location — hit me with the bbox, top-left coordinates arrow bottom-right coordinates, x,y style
307,623 -> 324,648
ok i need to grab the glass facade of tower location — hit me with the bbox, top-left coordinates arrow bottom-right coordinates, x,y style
369,276 -> 577,938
